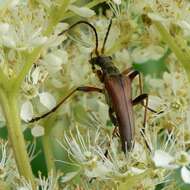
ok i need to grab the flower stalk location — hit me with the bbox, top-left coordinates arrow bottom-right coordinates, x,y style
154,21 -> 190,81
0,88 -> 35,188
42,119 -> 56,174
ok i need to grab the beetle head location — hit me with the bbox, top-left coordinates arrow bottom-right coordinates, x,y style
89,56 -> 112,70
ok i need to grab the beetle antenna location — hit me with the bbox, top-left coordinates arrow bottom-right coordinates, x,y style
59,21 -> 99,56
101,19 -> 113,54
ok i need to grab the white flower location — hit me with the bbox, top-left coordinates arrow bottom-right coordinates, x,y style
176,151 -> 190,166
57,127 -> 107,178
54,22 -> 69,35
0,0 -> 19,11
68,5 -> 95,17
0,142 -> 10,179
38,171 -> 58,190
130,167 -> 146,174
131,45 -> 165,63
181,166 -> 190,184
1,35 -> 16,48
39,92 -> 56,110
0,23 -> 9,34
153,150 -> 190,184
153,150 -> 178,169
39,0 -> 52,8
60,172 -> 79,183
16,177 -> 33,190
0,24 -> 47,50
112,0 -> 121,5
148,95 -> 164,111
20,101 -> 33,122
148,13 -> 167,22
41,50 -> 68,74
21,89 -> 56,123
31,125 -> 45,137
31,67 -> 46,85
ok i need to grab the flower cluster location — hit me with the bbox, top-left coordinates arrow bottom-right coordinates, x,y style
1,0 -> 190,189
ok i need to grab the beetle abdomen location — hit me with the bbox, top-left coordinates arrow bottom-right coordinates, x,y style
105,75 -> 135,152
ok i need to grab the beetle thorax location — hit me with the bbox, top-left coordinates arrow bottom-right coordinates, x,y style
89,56 -> 120,76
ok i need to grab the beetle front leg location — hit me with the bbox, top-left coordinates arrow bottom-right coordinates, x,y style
29,86 -> 103,123
123,69 -> 143,94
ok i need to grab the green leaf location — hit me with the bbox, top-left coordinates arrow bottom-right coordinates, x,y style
173,168 -> 190,190
133,49 -> 170,77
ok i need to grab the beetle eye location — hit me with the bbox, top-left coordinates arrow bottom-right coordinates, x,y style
92,64 -> 96,70
89,59 -> 93,64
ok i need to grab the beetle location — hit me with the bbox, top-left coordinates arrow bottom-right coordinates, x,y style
29,20 -> 156,153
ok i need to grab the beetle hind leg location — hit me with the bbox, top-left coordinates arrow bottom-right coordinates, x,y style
109,107 -> 120,138
109,107 -> 118,126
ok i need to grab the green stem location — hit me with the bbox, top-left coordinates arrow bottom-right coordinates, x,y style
42,132 -> 56,173
154,21 -> 190,81
0,68 -> 9,88
0,88 -> 35,188
41,118 -> 57,173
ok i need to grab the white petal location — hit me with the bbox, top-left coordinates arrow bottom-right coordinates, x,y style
148,95 -> 163,110
30,36 -> 47,46
31,125 -> 44,137
178,20 -> 190,31
9,0 -> 19,8
84,162 -> 110,178
31,68 -> 40,85
0,23 -> 9,34
40,0 -> 52,8
181,167 -> 190,184
20,101 -> 33,122
51,78 -> 64,88
61,171 -> 79,183
148,13 -> 167,22
69,5 -> 95,17
130,167 -> 146,174
31,67 -> 41,85
131,45 -> 165,63
43,53 -> 63,74
53,50 -> 68,64
54,22 -> 69,35
153,150 -> 177,169
113,0 -> 121,5
1,36 -> 16,48
39,92 -> 56,110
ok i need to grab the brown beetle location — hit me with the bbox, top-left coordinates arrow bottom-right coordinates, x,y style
29,20 -> 156,153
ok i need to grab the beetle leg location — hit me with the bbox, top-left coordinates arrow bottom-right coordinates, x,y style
122,67 -> 133,75
132,93 -> 149,127
109,108 -> 120,138
123,69 -> 143,94
129,71 -> 143,94
109,108 -> 118,126
132,94 -> 153,151
133,93 -> 157,113
29,86 -> 103,123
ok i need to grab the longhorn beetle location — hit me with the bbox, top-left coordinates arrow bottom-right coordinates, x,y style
29,20 -> 156,153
